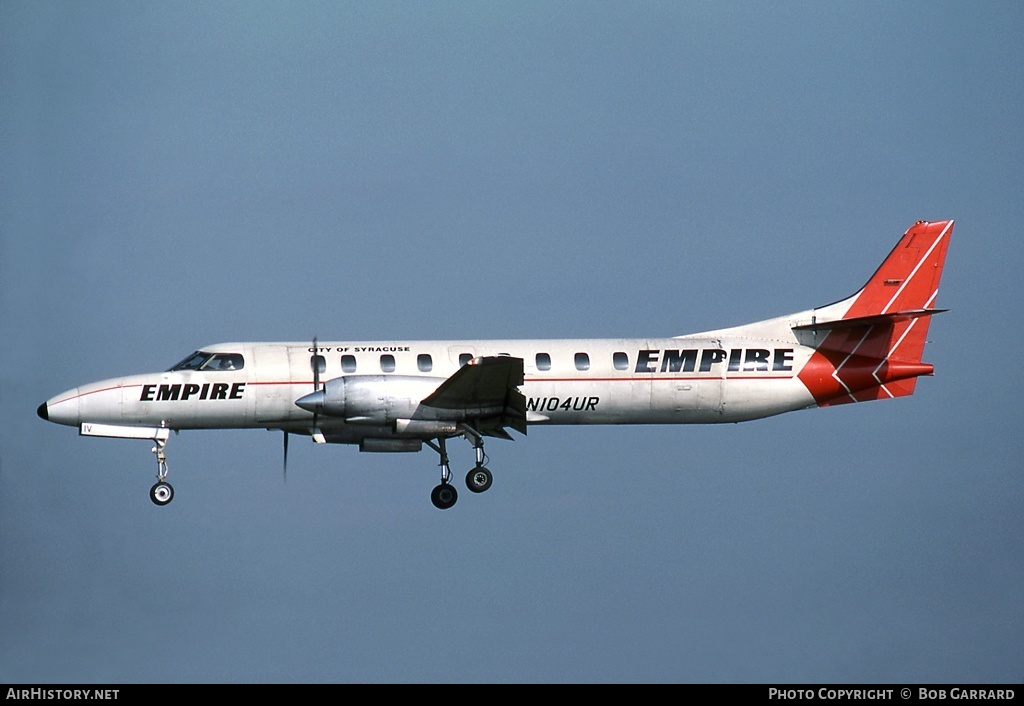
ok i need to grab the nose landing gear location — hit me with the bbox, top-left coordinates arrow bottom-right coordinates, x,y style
149,436 -> 174,506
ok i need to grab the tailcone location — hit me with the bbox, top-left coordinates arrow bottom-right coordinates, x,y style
798,353 -> 935,406
881,361 -> 934,382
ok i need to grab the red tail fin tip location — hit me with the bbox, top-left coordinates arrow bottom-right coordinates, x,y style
845,219 -> 953,319
797,220 -> 952,407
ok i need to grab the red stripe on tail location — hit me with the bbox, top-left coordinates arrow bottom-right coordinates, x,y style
798,220 -> 953,406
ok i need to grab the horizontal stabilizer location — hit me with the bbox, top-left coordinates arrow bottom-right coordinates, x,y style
793,308 -> 948,333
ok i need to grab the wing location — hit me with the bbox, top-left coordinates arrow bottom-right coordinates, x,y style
421,356 -> 527,438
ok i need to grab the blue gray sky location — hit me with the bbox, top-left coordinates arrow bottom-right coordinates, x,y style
2,1 -> 1022,683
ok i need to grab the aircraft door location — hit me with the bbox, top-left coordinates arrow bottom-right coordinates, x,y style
683,339 -> 724,420
648,340 -> 724,422
255,345 -> 299,424
629,341 -> 653,418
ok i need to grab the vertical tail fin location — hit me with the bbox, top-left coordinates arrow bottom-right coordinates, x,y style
796,220 -> 953,406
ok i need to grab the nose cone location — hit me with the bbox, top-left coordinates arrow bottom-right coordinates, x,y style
38,388 -> 82,427
295,389 -> 325,414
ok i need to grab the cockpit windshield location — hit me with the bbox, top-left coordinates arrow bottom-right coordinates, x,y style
168,351 -> 244,372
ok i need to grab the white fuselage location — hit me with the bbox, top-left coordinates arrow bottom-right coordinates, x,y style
41,331 -> 818,440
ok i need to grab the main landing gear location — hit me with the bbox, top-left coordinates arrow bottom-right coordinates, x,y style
425,429 -> 493,510
149,436 -> 174,506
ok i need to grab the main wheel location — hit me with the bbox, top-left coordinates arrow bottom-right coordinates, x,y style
466,466 -> 493,493
431,483 -> 458,510
150,481 -> 174,506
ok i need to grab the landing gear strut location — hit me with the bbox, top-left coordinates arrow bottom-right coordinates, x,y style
463,426 -> 492,493
149,436 -> 174,506
426,437 -> 458,510
425,426 -> 494,509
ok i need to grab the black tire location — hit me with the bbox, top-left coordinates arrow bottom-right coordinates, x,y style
466,466 -> 493,493
150,481 -> 174,506
430,483 -> 458,510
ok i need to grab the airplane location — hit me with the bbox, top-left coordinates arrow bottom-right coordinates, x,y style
37,220 -> 953,510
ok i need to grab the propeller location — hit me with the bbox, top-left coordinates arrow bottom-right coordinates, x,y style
309,335 -> 324,434
312,336 -> 321,391
283,336 -> 324,483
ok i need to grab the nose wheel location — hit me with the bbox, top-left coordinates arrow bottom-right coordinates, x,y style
150,481 -> 174,505
149,436 -> 174,506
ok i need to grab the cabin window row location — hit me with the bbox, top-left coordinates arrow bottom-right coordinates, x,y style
326,353 -> 436,374
316,351 -> 632,374
536,351 -> 629,372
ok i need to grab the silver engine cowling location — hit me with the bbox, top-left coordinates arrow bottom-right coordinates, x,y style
295,375 -> 446,423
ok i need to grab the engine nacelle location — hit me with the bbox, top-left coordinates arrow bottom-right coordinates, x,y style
296,375 -> 446,423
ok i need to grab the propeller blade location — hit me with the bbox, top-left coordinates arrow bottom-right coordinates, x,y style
283,430 -> 289,482
312,336 -> 321,391
310,336 -> 322,434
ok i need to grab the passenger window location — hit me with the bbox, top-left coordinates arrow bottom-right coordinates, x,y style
417,354 -> 433,372
575,353 -> 590,371
613,352 -> 629,371
341,355 -> 357,373
310,355 -> 325,376
536,353 -> 551,371
459,353 -> 473,367
380,354 -> 396,373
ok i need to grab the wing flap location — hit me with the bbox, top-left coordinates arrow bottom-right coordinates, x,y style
422,356 -> 527,436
